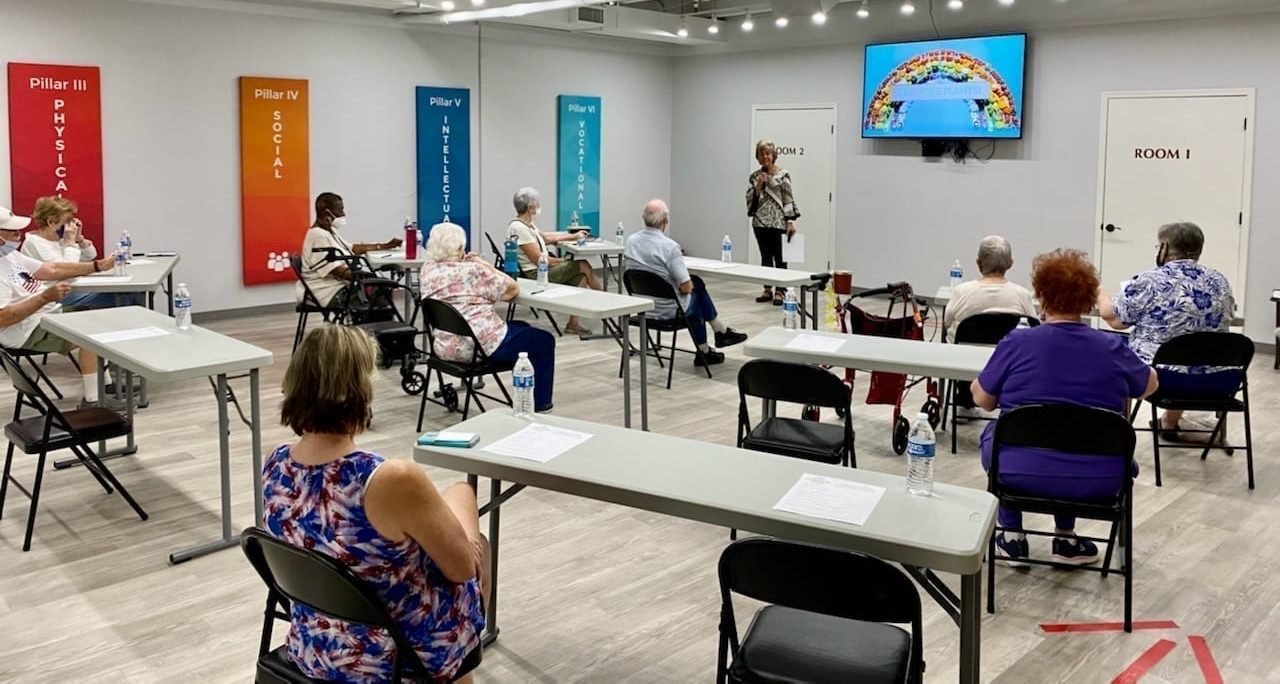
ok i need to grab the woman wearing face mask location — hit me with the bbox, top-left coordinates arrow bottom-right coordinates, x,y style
506,187 -> 601,334
745,139 -> 800,305
20,196 -> 142,310
296,192 -> 403,308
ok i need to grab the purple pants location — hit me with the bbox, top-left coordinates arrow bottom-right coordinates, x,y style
981,423 -> 1133,531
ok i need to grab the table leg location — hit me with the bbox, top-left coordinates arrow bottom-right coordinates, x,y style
959,569 -> 982,684
167,272 -> 175,317
640,314 -> 649,432
601,256 -> 610,293
250,368 -> 263,524
811,287 -> 819,331
169,373 -> 238,564
482,478 -> 503,646
621,314 -> 632,429
97,357 -> 107,455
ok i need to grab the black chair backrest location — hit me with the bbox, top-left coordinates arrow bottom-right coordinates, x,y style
291,254 -> 327,309
484,232 -> 504,266
738,359 -> 850,409
0,348 -> 44,399
719,537 -> 920,625
954,312 -> 1038,345
992,404 -> 1135,461
421,298 -> 479,339
0,349 -> 71,432
1151,331 -> 1254,370
623,269 -> 680,301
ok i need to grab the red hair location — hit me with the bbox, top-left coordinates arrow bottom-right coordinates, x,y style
1031,249 -> 1099,317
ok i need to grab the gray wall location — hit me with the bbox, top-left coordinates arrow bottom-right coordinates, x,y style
670,14 -> 1280,343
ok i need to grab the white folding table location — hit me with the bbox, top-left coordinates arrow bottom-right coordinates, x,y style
39,306 -> 273,564
684,257 -> 823,329
70,254 -> 181,315
557,239 -> 625,293
743,326 -> 993,381
414,410 -> 996,684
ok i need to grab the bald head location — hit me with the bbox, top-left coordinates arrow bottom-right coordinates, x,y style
642,199 -> 669,231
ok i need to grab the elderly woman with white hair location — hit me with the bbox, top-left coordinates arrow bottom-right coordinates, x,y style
506,187 -> 601,334
419,223 -> 556,412
943,235 -> 1038,340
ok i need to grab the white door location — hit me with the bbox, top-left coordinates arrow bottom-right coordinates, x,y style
1096,92 -> 1253,301
751,105 -> 836,273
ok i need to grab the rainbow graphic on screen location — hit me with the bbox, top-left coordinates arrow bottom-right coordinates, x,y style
862,35 -> 1025,139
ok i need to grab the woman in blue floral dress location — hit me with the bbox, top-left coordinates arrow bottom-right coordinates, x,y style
263,324 -> 487,682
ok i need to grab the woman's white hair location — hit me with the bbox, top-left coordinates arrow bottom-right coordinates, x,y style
424,222 -> 467,262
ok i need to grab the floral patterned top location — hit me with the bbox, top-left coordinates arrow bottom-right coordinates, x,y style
746,168 -> 801,230
262,445 -> 485,683
418,259 -> 511,362
1111,259 -> 1234,372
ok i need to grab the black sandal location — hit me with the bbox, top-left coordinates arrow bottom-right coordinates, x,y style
772,291 -> 785,306
755,289 -> 773,303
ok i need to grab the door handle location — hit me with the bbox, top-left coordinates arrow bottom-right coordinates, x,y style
1101,223 -> 1121,233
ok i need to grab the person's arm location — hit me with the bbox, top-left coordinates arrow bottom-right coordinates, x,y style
544,230 -> 587,245
518,242 -> 560,266
0,282 -> 69,329
970,336 -> 1015,412
32,255 -> 115,281
780,172 -> 800,235
970,379 -> 999,412
351,237 -> 403,255
1097,286 -> 1123,329
22,235 -> 79,264
363,460 -> 480,583
1140,368 -> 1158,399
672,246 -> 693,295
79,238 -> 98,262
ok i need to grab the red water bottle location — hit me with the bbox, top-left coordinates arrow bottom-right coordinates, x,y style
404,218 -> 418,259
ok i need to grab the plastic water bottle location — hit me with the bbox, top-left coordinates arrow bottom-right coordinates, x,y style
536,250 -> 549,287
615,222 -> 625,246
512,352 -> 535,418
174,283 -> 192,330
114,243 -> 127,276
503,232 -> 519,275
120,231 -> 133,261
1016,317 -> 1031,330
721,235 -> 733,263
949,259 -> 963,289
782,287 -> 800,329
906,412 -> 936,496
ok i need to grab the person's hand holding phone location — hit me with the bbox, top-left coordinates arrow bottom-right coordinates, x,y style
94,254 -> 116,273
42,282 -> 72,303
59,220 -> 80,247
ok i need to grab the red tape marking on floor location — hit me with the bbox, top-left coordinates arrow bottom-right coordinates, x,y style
1111,639 -> 1177,684
1041,620 -> 1179,633
1188,635 -> 1224,684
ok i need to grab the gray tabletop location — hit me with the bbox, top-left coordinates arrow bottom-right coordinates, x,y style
70,256 -> 180,293
414,410 -> 996,575
744,326 -> 993,381
513,280 -> 652,319
684,256 -> 815,288
558,239 -> 625,257
39,306 -> 273,382
365,250 -> 426,269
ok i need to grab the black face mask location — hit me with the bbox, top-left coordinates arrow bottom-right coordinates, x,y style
56,225 -> 66,238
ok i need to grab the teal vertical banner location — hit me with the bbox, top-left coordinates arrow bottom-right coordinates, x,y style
416,86 -> 470,248
557,94 -> 601,236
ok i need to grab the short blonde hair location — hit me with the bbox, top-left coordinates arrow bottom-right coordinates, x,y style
755,139 -> 776,162
281,324 -> 379,436
32,196 -> 77,228
424,223 -> 467,262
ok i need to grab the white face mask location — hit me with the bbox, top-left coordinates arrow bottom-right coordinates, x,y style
330,216 -> 348,230
533,206 -> 542,217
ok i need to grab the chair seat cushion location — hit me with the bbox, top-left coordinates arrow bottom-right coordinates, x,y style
630,315 -> 685,332
256,646 -> 322,683
4,407 -> 131,454
744,418 -> 848,464
427,356 -> 515,379
357,320 -> 417,337
731,605 -> 911,684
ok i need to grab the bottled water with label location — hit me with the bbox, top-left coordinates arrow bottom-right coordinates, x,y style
536,251 -> 549,287
174,283 -> 193,330
114,243 -> 127,276
906,412 -> 936,496
512,352 -> 535,418
503,232 -> 519,275
949,259 -> 964,289
120,231 -> 133,261
1016,317 -> 1031,330
782,287 -> 800,329
721,235 -> 733,263
615,222 -> 625,246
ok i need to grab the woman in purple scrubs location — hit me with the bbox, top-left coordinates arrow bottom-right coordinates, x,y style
971,249 -> 1158,567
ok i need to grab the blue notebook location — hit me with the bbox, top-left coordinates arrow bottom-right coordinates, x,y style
417,432 -> 480,448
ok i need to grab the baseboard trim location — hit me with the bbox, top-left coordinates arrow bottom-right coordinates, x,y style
193,302 -> 296,323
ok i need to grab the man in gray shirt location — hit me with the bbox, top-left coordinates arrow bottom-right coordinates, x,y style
624,199 -> 747,366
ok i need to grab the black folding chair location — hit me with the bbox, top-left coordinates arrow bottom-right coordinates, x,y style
0,345 -> 71,400
947,313 -> 1038,453
240,528 -> 480,684
289,254 -> 344,353
622,269 -> 710,389
986,404 -> 1136,630
737,359 -> 855,467
1130,332 -> 1255,489
0,350 -> 148,551
485,232 -> 562,337
417,299 -> 514,430
717,537 -> 923,684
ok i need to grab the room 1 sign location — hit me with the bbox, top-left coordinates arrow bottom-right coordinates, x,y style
1134,147 -> 1192,160
239,76 -> 310,285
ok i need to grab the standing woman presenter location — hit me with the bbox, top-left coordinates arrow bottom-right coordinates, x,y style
745,139 -> 800,305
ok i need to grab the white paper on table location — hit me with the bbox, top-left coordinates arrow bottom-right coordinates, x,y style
782,234 -> 805,264
773,473 -> 886,526
784,333 -> 847,354
483,423 -> 593,463
127,258 -> 156,266
75,275 -> 133,284
528,287 -> 579,300
688,259 -> 738,270
89,326 -> 172,344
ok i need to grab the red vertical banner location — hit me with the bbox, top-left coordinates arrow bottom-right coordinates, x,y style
240,76 -> 309,285
7,63 -> 104,246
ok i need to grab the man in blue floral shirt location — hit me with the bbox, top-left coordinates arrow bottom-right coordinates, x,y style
1098,222 -> 1238,437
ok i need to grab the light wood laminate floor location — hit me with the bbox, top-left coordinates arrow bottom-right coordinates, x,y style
0,289 -> 1276,683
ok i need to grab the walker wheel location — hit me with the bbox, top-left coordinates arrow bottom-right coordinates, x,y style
922,399 -> 941,429
401,371 -> 425,396
441,385 -> 459,411
892,416 -> 911,455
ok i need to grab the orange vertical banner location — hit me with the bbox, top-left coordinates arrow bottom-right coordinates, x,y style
239,76 -> 309,285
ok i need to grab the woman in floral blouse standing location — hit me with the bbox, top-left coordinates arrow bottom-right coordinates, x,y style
746,139 -> 800,305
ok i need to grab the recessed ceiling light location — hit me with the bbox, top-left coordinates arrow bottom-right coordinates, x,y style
998,0 -> 1015,5
440,0 -> 455,9
775,15 -> 789,27
677,25 -> 688,37
900,1 -> 915,15
857,0 -> 869,17
708,20 -> 719,34
742,13 -> 754,30
948,0 -> 963,8
811,11 -> 826,24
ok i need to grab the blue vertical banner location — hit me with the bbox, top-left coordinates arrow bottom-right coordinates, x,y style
416,86 -> 471,247
557,94 -> 601,236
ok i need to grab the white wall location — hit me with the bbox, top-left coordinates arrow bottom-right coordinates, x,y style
671,14 -> 1280,343
0,0 -> 673,312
